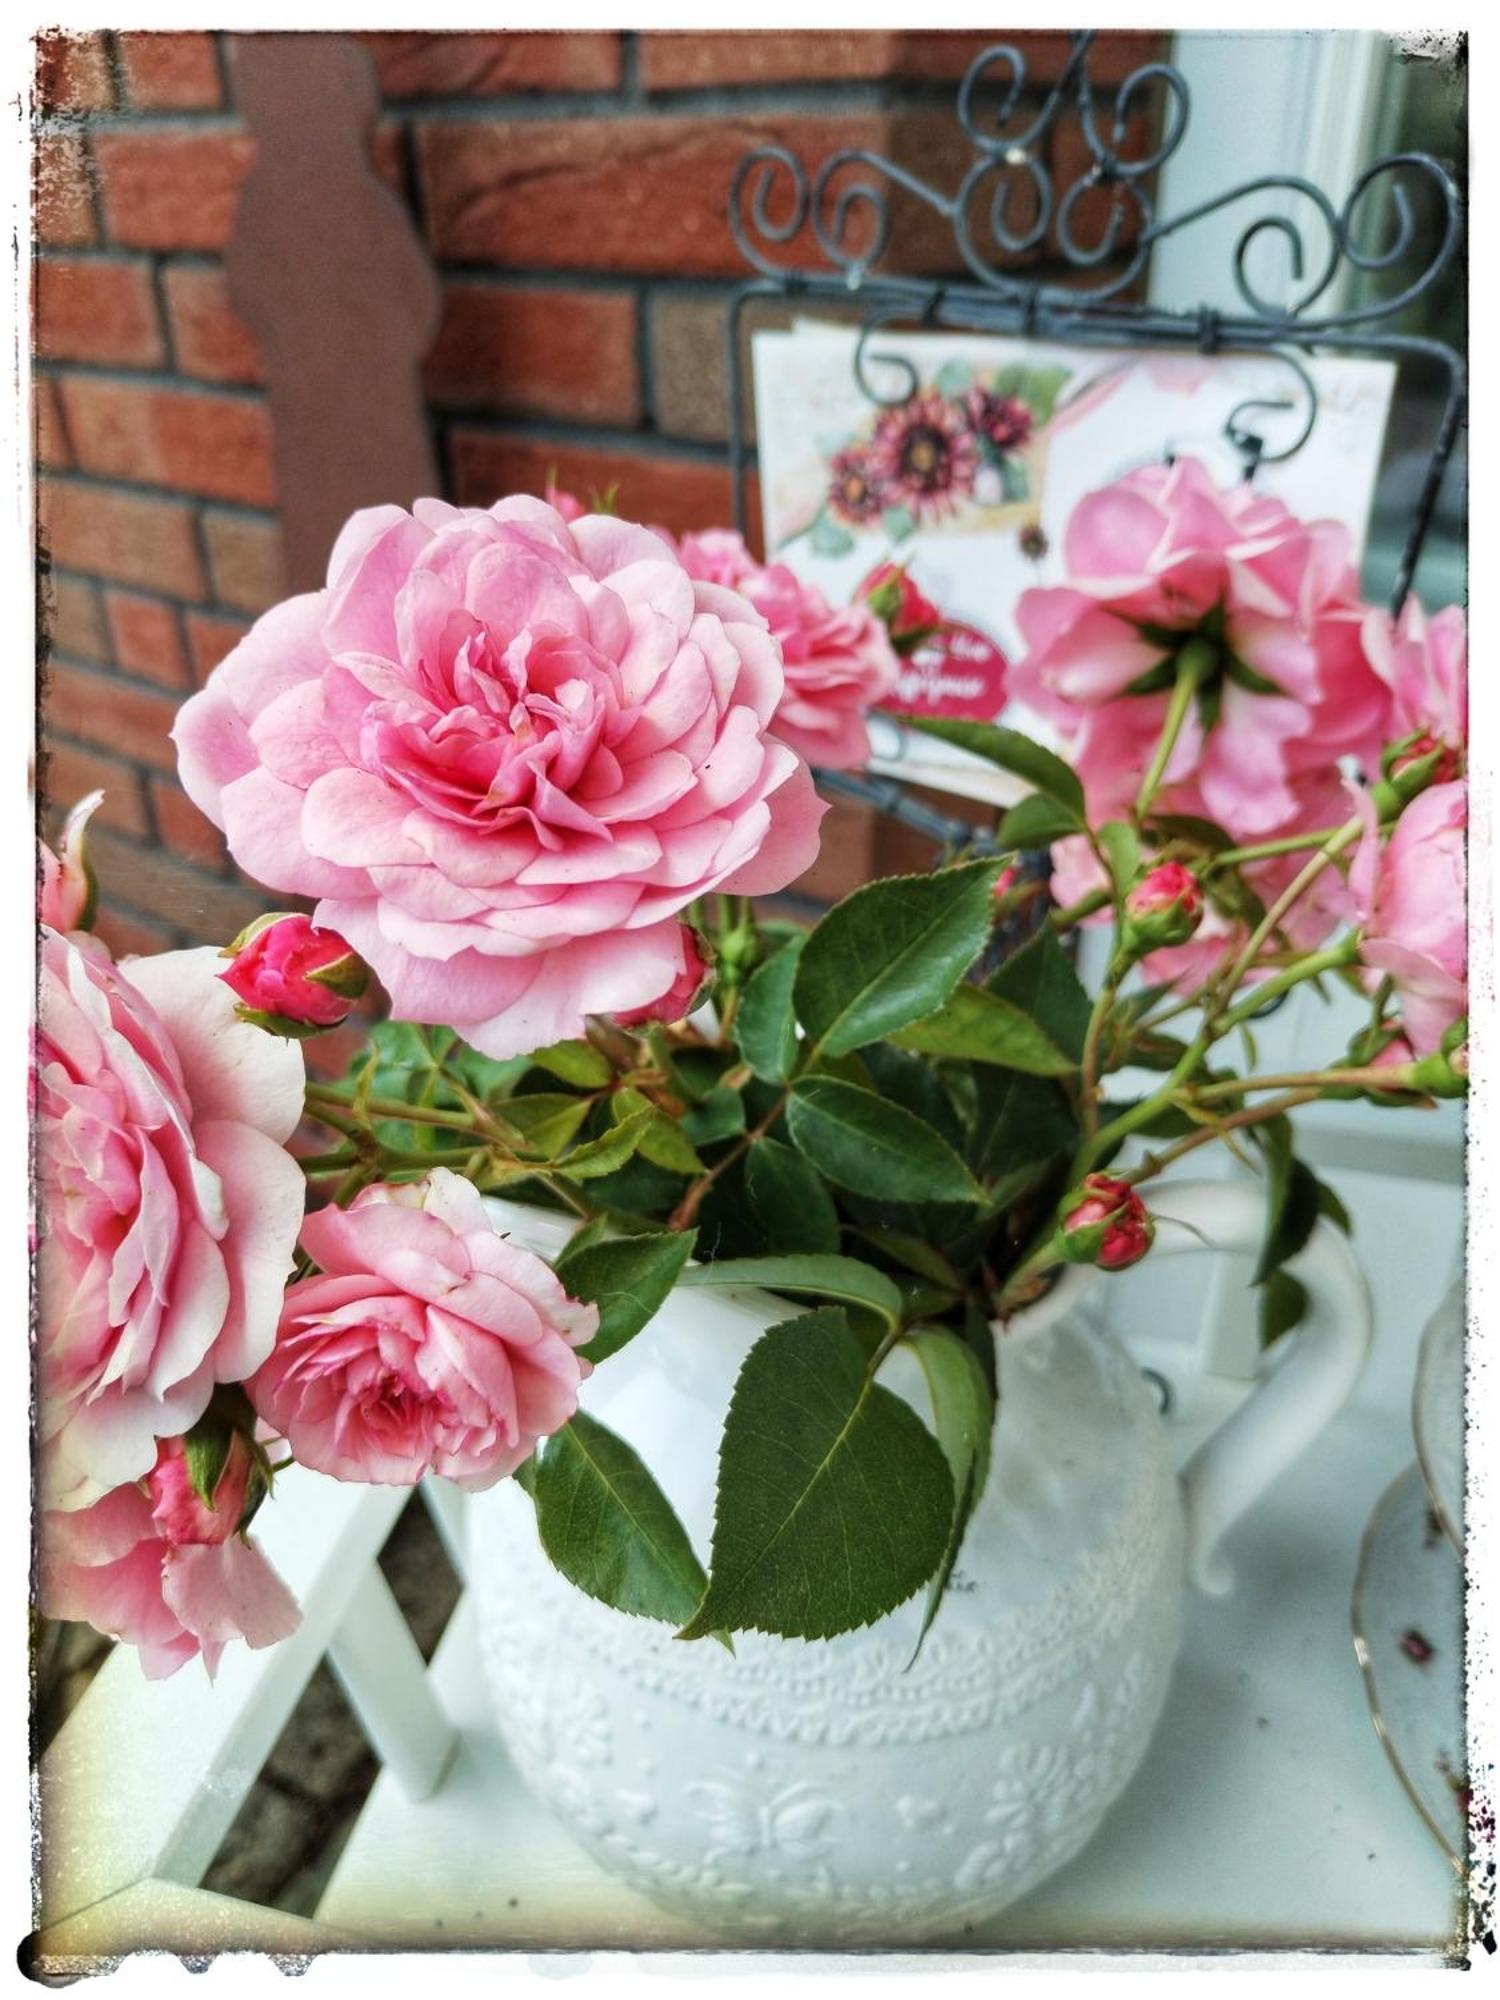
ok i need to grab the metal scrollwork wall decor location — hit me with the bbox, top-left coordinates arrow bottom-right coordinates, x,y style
723,31 -> 1464,858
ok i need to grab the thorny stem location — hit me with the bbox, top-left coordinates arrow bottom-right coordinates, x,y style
1122,1089 -> 1324,1183
668,1090 -> 790,1231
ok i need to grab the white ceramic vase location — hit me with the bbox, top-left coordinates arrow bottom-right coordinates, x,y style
471,1181 -> 1370,1944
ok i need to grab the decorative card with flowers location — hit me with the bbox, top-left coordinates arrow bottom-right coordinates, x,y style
36,464 -> 1466,1670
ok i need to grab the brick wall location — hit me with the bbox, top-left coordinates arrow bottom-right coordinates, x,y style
34,28 -> 1164,955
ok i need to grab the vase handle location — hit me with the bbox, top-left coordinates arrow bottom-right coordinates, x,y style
1139,1179 -> 1372,1596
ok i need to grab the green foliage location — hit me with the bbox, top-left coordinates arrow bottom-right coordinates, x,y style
786,1076 -> 984,1205
554,1229 -> 700,1365
679,1309 -> 953,1641
897,718 -> 1083,821
892,984 -> 1077,1076
533,1412 -> 709,1627
908,1327 -> 996,1661
677,1254 -> 903,1334
744,1137 -> 841,1254
735,935 -> 805,1082
793,858 -> 1005,1060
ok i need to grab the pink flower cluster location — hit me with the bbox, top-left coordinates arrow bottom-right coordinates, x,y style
675,529 -> 899,769
174,496 -> 825,1062
826,380 -> 1037,529
1016,457 -> 1467,1028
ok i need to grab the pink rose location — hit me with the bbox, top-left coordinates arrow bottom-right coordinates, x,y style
39,1435 -> 299,1680
677,530 -> 899,769
1013,457 -> 1393,836
1350,779 -> 1466,1055
174,497 -> 824,1060
1363,599 -> 1466,761
221,912 -> 368,1032
613,922 -> 709,1028
36,935 -> 307,1511
249,1169 -> 598,1489
39,788 -> 103,932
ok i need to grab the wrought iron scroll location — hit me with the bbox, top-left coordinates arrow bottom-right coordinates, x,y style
724,30 -> 1465,858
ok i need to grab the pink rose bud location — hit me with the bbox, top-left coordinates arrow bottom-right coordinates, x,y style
38,788 -> 103,933
1123,860 -> 1204,952
1383,728 -> 1463,792
1058,1174 -> 1155,1273
858,561 -> 943,657
220,913 -> 368,1036
613,925 -> 711,1029
545,484 -> 586,522
993,864 -> 1020,902
147,1429 -> 260,1548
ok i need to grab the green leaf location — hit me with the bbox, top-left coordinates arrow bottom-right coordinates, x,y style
501,1092 -> 593,1159
794,858 -> 1004,1061
1018,363 -> 1071,424
1098,820 -> 1141,899
1250,1118 -> 1323,1286
934,358 -> 974,397
907,1327 -> 996,1659
678,1308 -> 953,1640
997,792 -> 1085,849
810,510 -> 855,557
892,983 -> 1077,1076
970,1067 -> 1077,1183
681,1085 -> 746,1147
1259,1268 -> 1308,1348
554,1228 -> 699,1366
558,1107 -> 656,1180
999,457 -> 1030,503
534,1411 -> 707,1626
858,1041 -> 964,1151
528,1039 -> 614,1090
897,717 -> 1084,818
1145,812 -> 1234,856
849,1226 -> 961,1290
735,934 -> 805,1083
744,1137 -> 841,1255
677,1254 -> 903,1334
786,1077 -> 984,1205
881,503 -> 917,542
986,928 -> 1092,1063
610,1088 -> 704,1175
1318,1179 -> 1354,1235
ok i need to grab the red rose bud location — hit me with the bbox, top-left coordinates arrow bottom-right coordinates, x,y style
1058,1174 -> 1155,1272
993,864 -> 1020,902
1382,729 -> 1462,792
220,913 -> 368,1035
858,561 -> 943,657
1123,860 -> 1204,952
1406,1018 -> 1468,1100
613,925 -> 712,1028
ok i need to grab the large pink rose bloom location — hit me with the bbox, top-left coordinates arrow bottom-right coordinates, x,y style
677,529 -> 899,769
1350,779 -> 1466,1055
1362,599 -> 1466,760
174,498 -> 825,1060
36,935 -> 306,1511
249,1170 -> 597,1489
1013,457 -> 1392,837
39,1434 -> 299,1679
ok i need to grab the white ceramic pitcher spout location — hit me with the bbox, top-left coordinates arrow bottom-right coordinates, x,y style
470,1178 -> 1372,1943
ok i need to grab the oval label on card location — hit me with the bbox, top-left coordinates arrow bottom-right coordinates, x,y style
879,622 -> 1010,722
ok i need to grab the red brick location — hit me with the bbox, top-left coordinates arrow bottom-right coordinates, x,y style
639,30 -> 1165,90
202,510 -> 286,613
360,31 -> 621,97
185,609 -> 251,682
150,777 -> 227,868
118,32 -> 223,110
42,575 -> 108,664
34,375 -> 70,470
37,479 -> 205,598
87,823 -> 267,942
42,662 -> 184,772
418,111 -> 970,279
93,904 -> 180,959
450,432 -> 746,542
34,257 -> 165,367
94,129 -> 254,253
34,133 -> 97,248
40,739 -> 151,840
35,31 -> 114,114
424,284 -> 638,425
103,590 -> 190,689
161,265 -> 264,385
59,378 -> 276,507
